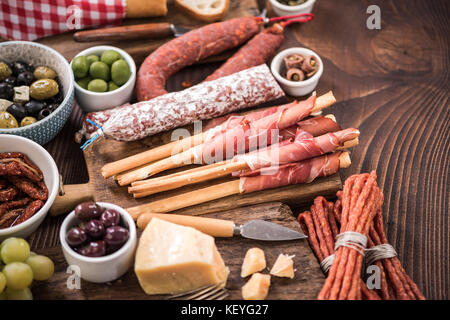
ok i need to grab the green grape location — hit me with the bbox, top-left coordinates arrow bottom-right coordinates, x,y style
0,238 -> 30,263
3,262 -> 33,289
25,255 -> 54,281
5,287 -> 33,300
0,272 -> 5,293
0,238 -> 15,255
29,251 -> 37,257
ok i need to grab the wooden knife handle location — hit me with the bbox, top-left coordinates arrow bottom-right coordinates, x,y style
73,23 -> 173,42
136,213 -> 235,237
49,183 -> 94,217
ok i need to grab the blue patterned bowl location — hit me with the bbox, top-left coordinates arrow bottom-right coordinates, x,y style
0,41 -> 74,145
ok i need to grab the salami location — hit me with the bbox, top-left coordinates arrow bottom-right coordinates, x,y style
205,23 -> 285,81
136,17 -> 262,101
91,65 -> 284,141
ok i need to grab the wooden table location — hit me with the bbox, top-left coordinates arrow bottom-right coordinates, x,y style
14,0 -> 449,299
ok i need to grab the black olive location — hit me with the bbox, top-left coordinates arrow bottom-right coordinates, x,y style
47,103 -> 59,112
4,76 -> 16,86
0,83 -> 14,100
37,107 -> 51,120
12,61 -> 33,77
16,71 -> 35,86
24,100 -> 45,116
6,103 -> 27,121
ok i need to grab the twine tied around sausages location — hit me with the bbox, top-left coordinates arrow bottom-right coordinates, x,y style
319,232 -> 398,274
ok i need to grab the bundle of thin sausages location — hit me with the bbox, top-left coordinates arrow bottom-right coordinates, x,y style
298,171 -> 426,300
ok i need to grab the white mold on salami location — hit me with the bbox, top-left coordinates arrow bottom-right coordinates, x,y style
87,64 -> 284,141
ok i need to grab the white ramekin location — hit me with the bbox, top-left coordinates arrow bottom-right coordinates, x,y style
269,0 -> 316,16
71,45 -> 136,113
270,47 -> 323,97
59,202 -> 137,283
0,135 -> 59,241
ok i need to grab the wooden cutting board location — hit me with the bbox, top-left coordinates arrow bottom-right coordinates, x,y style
32,202 -> 325,300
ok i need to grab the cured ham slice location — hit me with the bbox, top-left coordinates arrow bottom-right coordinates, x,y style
239,152 -> 344,193
196,95 -> 317,164
235,128 -> 359,170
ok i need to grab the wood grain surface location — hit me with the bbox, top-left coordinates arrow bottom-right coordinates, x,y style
4,0 -> 447,299
31,202 -> 325,300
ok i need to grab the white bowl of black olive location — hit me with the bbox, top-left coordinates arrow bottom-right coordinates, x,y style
0,41 -> 74,145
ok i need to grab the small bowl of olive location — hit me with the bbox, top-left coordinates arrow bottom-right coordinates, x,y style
71,46 -> 136,113
0,41 -> 74,145
269,0 -> 316,17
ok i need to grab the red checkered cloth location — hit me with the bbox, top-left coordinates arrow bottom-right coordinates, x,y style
0,0 -> 126,41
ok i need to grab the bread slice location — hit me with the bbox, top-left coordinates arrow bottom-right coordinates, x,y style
175,0 -> 230,22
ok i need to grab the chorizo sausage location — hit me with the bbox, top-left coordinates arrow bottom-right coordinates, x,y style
204,23 -> 285,81
136,17 -> 262,101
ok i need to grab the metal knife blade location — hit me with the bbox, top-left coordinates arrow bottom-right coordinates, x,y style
170,24 -> 193,37
235,220 -> 307,241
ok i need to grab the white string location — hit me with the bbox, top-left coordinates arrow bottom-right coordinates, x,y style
365,244 -> 397,266
334,231 -> 368,255
320,254 -> 335,274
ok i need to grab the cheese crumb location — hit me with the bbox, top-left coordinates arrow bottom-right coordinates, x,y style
270,254 -> 295,279
241,247 -> 266,277
242,273 -> 271,300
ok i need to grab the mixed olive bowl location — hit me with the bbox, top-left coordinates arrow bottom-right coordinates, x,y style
0,41 -> 74,145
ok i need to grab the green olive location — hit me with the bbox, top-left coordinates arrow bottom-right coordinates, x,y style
20,116 -> 37,127
72,56 -> 89,78
101,50 -> 121,66
108,81 -> 119,91
33,66 -> 57,80
77,76 -> 92,90
29,79 -> 59,100
87,79 -> 107,92
89,61 -> 110,81
0,111 -> 18,128
86,55 -> 99,66
111,59 -> 130,86
0,62 -> 12,82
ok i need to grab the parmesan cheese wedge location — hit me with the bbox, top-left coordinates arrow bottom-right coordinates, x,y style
270,254 -> 296,279
241,273 -> 271,300
241,247 -> 266,277
134,218 -> 229,295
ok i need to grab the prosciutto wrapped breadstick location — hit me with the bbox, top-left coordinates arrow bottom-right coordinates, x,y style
117,92 -> 337,186
129,128 -> 359,197
102,91 -> 336,179
126,151 -> 351,220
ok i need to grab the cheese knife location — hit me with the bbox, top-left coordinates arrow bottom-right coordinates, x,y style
136,213 -> 307,241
